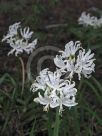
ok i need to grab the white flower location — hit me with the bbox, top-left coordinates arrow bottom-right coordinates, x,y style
6,38 -> 37,56
60,41 -> 81,60
62,81 -> 77,96
54,55 -> 66,72
57,94 -> 78,114
7,39 -> 23,56
78,11 -> 102,28
34,92 -> 59,112
78,12 -> 97,27
21,39 -> 37,54
75,49 -> 95,80
57,80 -> 77,113
31,68 -> 49,92
2,22 -> 37,56
20,27 -> 33,39
2,22 -> 21,41
46,70 -> 65,94
31,69 -> 63,93
54,56 -> 75,79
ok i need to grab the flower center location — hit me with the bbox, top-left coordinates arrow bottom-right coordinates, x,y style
67,55 -> 75,62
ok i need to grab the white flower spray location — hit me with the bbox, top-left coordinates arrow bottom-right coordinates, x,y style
2,22 -> 37,56
54,41 -> 95,80
2,22 -> 37,94
78,11 -> 102,28
31,68 -> 77,114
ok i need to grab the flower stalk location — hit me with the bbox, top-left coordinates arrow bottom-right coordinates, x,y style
19,57 -> 25,95
53,108 -> 60,136
47,111 -> 53,136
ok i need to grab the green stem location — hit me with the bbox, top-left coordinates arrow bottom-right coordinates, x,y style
19,57 -> 25,95
53,108 -> 60,136
47,111 -> 53,136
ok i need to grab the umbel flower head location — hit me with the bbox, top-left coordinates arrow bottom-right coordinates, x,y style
54,41 -> 95,80
2,22 -> 37,56
78,11 -> 102,28
31,68 -> 77,114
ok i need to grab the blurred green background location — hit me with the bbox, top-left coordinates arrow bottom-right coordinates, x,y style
0,0 -> 102,136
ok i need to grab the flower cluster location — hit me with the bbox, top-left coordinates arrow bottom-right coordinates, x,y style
54,41 -> 95,80
78,12 -> 102,28
2,22 -> 37,56
31,68 -> 77,114
31,41 -> 95,114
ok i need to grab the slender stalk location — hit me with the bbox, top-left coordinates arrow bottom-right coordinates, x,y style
19,57 -> 25,95
47,111 -> 53,136
53,108 -> 60,136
